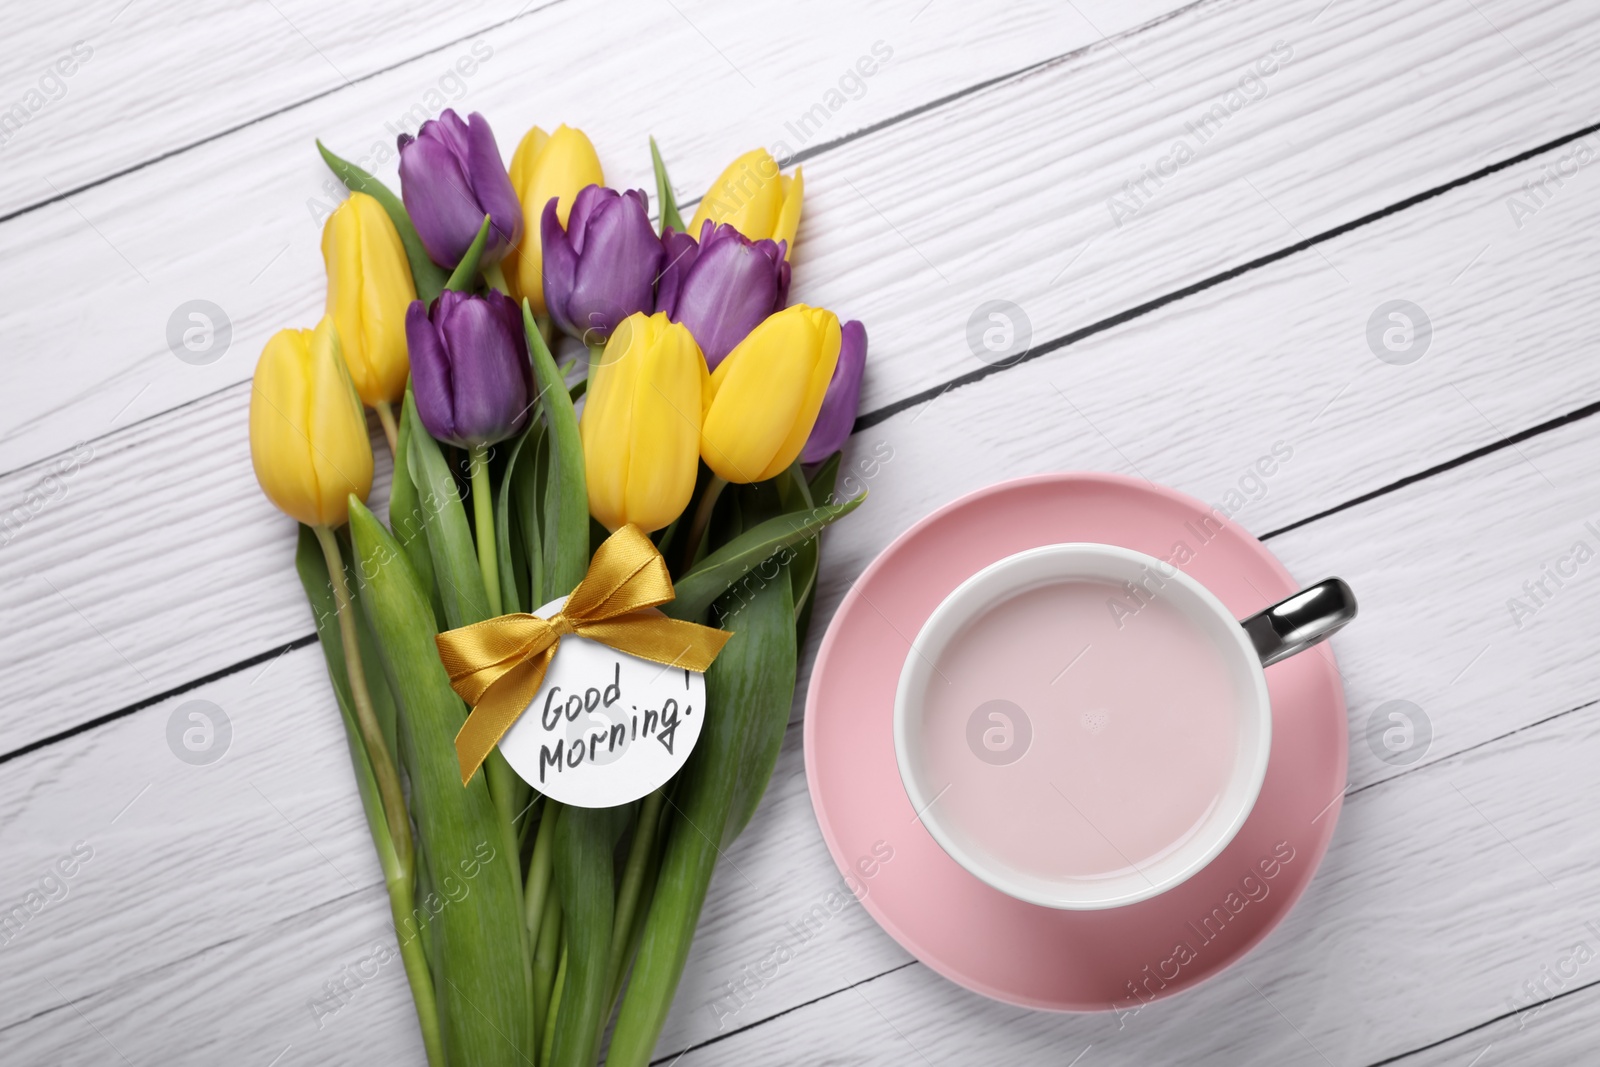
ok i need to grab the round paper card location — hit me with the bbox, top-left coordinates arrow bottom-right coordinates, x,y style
498,597 -> 706,808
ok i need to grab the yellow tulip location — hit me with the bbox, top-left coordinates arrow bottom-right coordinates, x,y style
504,124 -> 605,316
687,148 -> 803,255
582,312 -> 708,532
249,317 -> 374,528
321,192 -> 416,412
700,305 -> 840,483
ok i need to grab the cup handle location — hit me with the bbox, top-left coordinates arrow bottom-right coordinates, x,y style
1240,578 -> 1357,667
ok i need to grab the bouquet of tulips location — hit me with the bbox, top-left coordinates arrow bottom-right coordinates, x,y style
248,110 -> 868,1066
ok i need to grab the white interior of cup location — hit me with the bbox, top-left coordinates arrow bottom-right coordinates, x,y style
893,543 -> 1271,910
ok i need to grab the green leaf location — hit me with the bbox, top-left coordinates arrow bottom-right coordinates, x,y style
347,498 -> 532,1066
547,805 -> 627,1067
297,525 -> 448,1067
404,390 -> 492,629
390,389 -> 444,628
294,525 -> 397,875
495,428 -> 530,615
517,420 -> 547,610
806,450 -> 843,505
721,481 -> 798,842
523,299 -> 588,602
606,531 -> 796,1066
775,463 -> 820,622
794,457 -> 841,642
444,215 -> 492,292
316,139 -> 448,303
649,136 -> 685,234
666,489 -> 867,623
347,528 -> 402,762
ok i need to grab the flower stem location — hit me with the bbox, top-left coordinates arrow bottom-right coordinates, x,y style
525,800 -> 559,938
681,475 -> 728,571
313,524 -> 412,880
374,401 -> 400,457
469,444 -> 503,616
385,859 -> 446,1066
532,883 -> 563,1056
605,789 -> 663,1002
468,438 -> 527,1000
542,943 -> 569,1067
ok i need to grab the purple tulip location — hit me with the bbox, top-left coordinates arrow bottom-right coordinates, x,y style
406,290 -> 531,448
542,186 -> 664,345
801,319 -> 867,465
657,220 -> 790,370
397,109 -> 522,268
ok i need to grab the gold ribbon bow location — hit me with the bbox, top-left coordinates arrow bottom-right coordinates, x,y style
436,524 -> 733,785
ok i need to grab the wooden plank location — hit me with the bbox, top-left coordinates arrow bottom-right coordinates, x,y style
3,0 -> 1587,476
0,646 -> 408,1057
0,883 -> 425,1065
1401,982 -> 1600,1066
6,386 -> 1599,1063
0,0 -> 1178,219
5,1 -> 1591,1062
0,389 -> 392,757
659,693 -> 1600,1064
0,0 -> 536,216
3,105 -> 1594,759
0,0 -> 1180,472
662,393 -> 1600,1058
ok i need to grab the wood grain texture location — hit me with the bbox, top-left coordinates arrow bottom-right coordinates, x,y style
1,0 -> 1597,1062
663,401 -> 1600,1060
0,647 -> 421,1063
0,0 -> 1183,473
6,386 -> 1600,1063
664,693 -> 1600,1065
0,0 -> 539,216
3,105 -> 1594,761
3,0 -> 1593,475
1400,982 -> 1600,1066
0,0 -> 1188,219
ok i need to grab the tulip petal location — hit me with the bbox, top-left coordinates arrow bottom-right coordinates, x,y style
506,125 -> 604,315
801,319 -> 866,464
689,148 -> 787,244
307,318 -> 375,522
541,198 -> 581,338
567,184 -> 609,252
756,308 -> 839,480
773,167 -> 804,254
406,298 -> 458,444
399,109 -> 522,270
249,319 -> 373,528
581,313 -> 703,532
701,305 -> 840,483
250,327 -> 320,526
445,291 -> 531,445
669,224 -> 786,369
464,111 -> 524,260
654,227 -> 700,319
400,131 -> 484,267
564,189 -> 663,344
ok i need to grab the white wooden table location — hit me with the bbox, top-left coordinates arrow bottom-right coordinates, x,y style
3,0 -> 1597,1062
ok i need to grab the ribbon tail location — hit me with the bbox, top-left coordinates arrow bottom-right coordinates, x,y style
454,649 -> 555,785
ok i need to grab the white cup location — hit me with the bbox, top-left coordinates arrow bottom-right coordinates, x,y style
893,543 -> 1354,910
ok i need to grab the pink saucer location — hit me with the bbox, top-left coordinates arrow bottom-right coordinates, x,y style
803,473 -> 1347,1012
